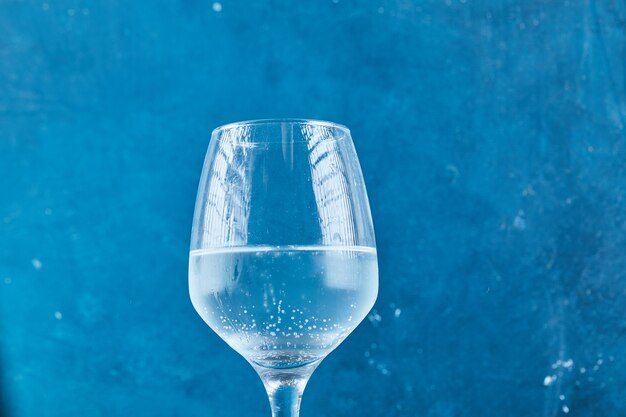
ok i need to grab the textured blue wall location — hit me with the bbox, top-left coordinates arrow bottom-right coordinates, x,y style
2,1 -> 626,416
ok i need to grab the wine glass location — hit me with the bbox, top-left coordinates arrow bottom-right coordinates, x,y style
189,119 -> 378,417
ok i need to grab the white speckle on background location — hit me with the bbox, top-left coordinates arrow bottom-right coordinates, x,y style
54,311 -> 63,320
513,211 -> 526,230
368,310 -> 382,326
562,405 -> 570,413
552,358 -> 573,370
394,308 -> 401,318
543,375 -> 556,386
32,258 -> 42,269
559,394 -> 565,400
377,363 -> 390,375
522,185 -> 535,196
445,164 -> 460,183
212,2 -> 222,12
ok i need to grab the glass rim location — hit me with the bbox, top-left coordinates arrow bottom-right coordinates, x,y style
211,118 -> 350,135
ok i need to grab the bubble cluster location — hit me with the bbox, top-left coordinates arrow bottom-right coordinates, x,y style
190,246 -> 378,368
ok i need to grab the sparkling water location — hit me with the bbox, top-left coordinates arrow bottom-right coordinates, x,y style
189,246 -> 378,369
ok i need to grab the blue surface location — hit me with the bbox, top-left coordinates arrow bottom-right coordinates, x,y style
2,1 -> 626,416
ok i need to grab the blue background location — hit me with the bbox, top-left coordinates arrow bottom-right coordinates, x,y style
2,1 -> 626,416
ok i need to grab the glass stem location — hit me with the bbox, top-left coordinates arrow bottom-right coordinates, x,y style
267,381 -> 304,417
255,362 -> 319,417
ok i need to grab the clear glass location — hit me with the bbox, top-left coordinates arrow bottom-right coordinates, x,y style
189,119 -> 378,417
